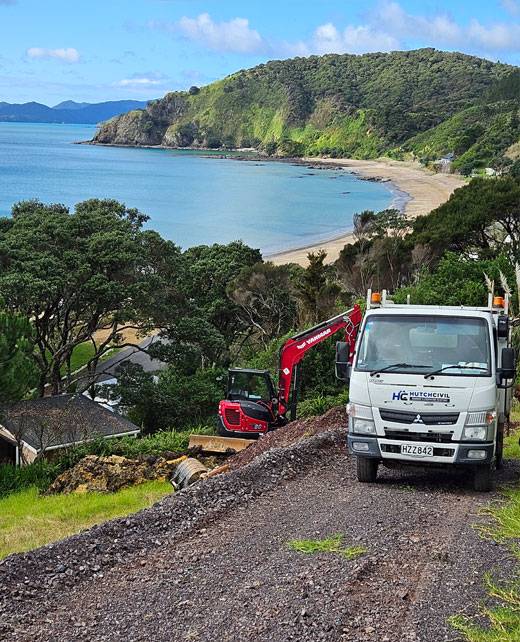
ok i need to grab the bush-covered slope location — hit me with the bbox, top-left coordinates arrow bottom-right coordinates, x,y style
93,49 -> 517,167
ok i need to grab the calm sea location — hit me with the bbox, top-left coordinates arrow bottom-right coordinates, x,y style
0,122 -> 396,254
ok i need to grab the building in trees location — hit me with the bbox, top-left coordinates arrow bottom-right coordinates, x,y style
0,395 -> 140,465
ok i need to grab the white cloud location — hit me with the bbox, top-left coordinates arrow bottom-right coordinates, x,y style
306,22 -> 400,55
501,0 -> 520,16
26,47 -> 80,63
148,3 -> 520,60
117,77 -> 162,87
115,72 -> 167,88
370,1 -> 520,53
175,13 -> 265,53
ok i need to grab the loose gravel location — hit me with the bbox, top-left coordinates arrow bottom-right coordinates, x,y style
1,422 -> 518,642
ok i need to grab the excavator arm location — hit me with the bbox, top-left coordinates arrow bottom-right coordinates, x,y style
277,304 -> 362,418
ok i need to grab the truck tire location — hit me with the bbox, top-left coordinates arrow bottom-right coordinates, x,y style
495,423 -> 504,470
357,457 -> 378,483
474,464 -> 493,492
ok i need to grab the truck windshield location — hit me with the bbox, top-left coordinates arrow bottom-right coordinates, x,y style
355,315 -> 491,376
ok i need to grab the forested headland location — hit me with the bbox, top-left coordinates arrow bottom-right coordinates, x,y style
94,49 -> 520,176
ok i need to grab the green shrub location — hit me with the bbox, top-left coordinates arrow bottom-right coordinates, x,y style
297,389 -> 348,418
0,460 -> 60,498
55,424 -> 215,471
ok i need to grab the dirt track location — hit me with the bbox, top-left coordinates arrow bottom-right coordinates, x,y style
1,429 -> 518,642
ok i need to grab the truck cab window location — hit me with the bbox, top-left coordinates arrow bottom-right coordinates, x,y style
355,316 -> 491,376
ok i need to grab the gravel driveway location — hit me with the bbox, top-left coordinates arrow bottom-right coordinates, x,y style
1,430 -> 518,642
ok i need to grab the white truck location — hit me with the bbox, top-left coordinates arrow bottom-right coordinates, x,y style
336,290 -> 516,491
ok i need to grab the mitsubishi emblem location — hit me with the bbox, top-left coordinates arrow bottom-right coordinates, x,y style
413,414 -> 423,423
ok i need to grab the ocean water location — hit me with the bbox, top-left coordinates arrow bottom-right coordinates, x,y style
0,122 -> 396,254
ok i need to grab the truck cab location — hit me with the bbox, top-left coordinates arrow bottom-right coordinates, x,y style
344,290 -> 516,491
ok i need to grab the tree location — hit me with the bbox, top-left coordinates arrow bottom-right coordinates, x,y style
393,253 -> 514,307
411,177 -> 520,262
296,250 -> 341,323
228,262 -> 297,349
337,209 -> 412,295
109,362 -> 226,433
0,199 -> 183,395
178,242 -> 262,356
0,310 -> 36,405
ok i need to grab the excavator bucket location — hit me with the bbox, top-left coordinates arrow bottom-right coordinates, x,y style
188,434 -> 253,454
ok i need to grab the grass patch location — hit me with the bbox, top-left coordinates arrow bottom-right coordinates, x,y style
288,534 -> 366,560
0,481 -> 171,559
69,342 -> 96,372
451,418 -> 520,640
55,342 -> 120,375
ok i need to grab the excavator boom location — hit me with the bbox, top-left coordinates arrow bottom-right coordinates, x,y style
277,305 -> 362,417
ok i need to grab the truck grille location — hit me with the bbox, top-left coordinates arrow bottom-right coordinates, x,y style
383,429 -> 453,443
380,409 -> 459,426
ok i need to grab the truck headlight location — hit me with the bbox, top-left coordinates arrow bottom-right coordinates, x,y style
463,410 -> 496,441
348,403 -> 376,435
463,425 -> 487,441
352,418 -> 376,435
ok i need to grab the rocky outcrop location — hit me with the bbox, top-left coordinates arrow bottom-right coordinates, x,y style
94,93 -> 188,146
46,454 -> 186,494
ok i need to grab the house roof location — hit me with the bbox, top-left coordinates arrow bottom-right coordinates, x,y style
1,395 -> 140,452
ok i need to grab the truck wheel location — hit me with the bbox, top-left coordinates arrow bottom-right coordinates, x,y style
357,457 -> 378,483
474,464 -> 493,492
496,423 -> 504,470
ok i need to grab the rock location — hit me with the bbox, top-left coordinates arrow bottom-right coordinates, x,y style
46,454 -> 187,494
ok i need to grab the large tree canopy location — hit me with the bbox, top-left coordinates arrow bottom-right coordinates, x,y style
227,261 -> 297,349
411,177 -> 520,260
0,310 -> 36,405
0,199 -> 183,395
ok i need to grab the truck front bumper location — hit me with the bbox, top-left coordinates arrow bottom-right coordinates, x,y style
347,434 -> 494,465
347,434 -> 381,458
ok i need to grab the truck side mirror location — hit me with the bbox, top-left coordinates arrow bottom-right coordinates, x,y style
335,341 -> 351,382
499,347 -> 516,381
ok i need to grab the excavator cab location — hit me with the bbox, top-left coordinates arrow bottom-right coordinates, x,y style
226,368 -> 276,403
217,368 -> 280,437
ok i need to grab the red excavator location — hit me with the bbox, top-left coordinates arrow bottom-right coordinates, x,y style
217,305 -> 362,437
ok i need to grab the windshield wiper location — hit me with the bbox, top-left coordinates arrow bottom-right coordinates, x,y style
424,364 -> 488,379
370,363 -> 432,377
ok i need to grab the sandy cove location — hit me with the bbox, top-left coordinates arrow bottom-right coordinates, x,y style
266,158 -> 466,267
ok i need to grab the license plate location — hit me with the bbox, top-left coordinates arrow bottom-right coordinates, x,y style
401,444 -> 434,457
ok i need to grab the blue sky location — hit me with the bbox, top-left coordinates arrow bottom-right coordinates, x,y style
1,0 -> 520,105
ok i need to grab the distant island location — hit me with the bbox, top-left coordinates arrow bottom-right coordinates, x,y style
0,99 -> 151,125
92,48 -> 520,176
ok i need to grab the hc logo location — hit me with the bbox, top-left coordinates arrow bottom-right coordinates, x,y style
392,390 -> 408,401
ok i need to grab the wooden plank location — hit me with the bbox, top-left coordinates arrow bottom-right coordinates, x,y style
188,434 -> 253,454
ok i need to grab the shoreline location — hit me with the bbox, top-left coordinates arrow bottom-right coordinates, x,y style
266,157 -> 466,266
84,141 -> 465,266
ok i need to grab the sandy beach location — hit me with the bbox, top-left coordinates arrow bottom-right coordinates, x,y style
266,158 -> 465,266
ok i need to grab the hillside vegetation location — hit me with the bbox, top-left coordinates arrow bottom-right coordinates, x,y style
93,49 -> 519,172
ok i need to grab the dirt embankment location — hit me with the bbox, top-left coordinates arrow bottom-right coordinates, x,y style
1,409 -> 518,642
